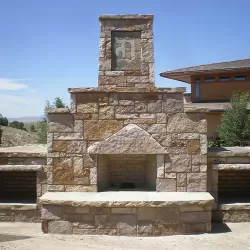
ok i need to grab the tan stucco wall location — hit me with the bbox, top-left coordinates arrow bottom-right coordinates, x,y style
206,113 -> 221,139
191,73 -> 250,102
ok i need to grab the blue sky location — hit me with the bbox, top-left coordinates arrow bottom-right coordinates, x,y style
1,0 -> 250,117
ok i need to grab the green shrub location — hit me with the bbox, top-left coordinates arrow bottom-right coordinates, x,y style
218,93 -> 250,146
36,97 -> 66,144
30,124 -> 36,132
9,121 -> 26,131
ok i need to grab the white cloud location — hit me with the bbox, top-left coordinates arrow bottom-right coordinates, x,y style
0,78 -> 29,90
0,94 -> 44,117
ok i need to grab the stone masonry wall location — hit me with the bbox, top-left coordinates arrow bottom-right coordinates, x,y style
98,15 -> 154,91
41,204 -> 212,236
47,90 -> 207,192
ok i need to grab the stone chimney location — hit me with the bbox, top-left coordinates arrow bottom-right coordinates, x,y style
98,15 -> 154,91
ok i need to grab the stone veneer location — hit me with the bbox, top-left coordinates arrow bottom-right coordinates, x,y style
41,14 -> 212,236
98,15 -> 154,91
40,192 -> 213,236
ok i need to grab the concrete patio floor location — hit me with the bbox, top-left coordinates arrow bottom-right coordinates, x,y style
1,222 -> 250,249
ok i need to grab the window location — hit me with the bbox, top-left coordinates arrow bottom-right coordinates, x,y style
220,76 -> 230,82
195,83 -> 200,99
195,78 -> 200,83
204,77 -> 216,82
234,76 -> 246,81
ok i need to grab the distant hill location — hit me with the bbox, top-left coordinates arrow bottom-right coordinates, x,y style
8,116 -> 42,122
0,126 -> 37,147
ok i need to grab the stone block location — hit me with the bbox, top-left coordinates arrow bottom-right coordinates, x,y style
115,113 -> 139,119
77,103 -> 98,113
187,140 -> 201,155
148,100 -> 162,113
177,187 -> 186,192
162,99 -> 183,113
177,173 -> 186,187
165,173 -> 176,178
180,212 -> 211,223
167,113 -> 206,133
200,165 -> 207,172
135,101 -> 148,113
156,113 -> 166,123
200,134 -> 207,155
84,120 -> 123,140
192,155 -> 207,165
65,185 -> 97,192
47,185 -> 64,192
111,208 -> 132,214
119,100 -> 134,105
178,133 -> 200,140
137,221 -> 153,236
140,113 -> 155,119
74,120 -> 83,132
83,154 -> 96,168
147,124 -> 167,134
153,224 -> 182,236
41,220 -> 48,233
180,205 -> 205,212
115,105 -> 134,113
152,134 -> 172,147
73,228 -> 117,235
192,165 -> 200,173
141,42 -> 154,62
63,206 -> 76,214
166,155 -> 191,172
109,94 -> 118,105
77,221 -> 95,229
187,173 -> 207,192
53,141 -> 86,153
15,210 -> 41,223
53,133 -> 83,140
48,221 -> 73,234
53,158 -> 74,185
48,114 -> 74,133
64,214 -> 81,221
183,223 -> 211,234
137,208 -> 158,221
159,207 -> 179,224
81,214 -> 94,222
156,179 -> 176,191
41,206 -> 62,220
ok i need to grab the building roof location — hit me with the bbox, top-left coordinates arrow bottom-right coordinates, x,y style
184,102 -> 250,112
160,58 -> 250,84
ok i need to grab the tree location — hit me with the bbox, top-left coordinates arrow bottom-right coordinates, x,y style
0,114 -> 8,126
53,97 -> 66,108
218,93 -> 250,146
30,124 -> 36,132
36,97 -> 66,144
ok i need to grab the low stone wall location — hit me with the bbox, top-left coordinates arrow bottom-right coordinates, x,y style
208,147 -> 250,222
40,192 -> 213,236
0,145 -> 47,222
0,204 -> 40,222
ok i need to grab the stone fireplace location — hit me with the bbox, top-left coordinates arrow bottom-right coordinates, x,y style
40,14 -> 213,236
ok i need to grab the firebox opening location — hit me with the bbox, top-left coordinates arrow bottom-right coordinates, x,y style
120,182 -> 136,189
218,170 -> 250,203
0,171 -> 37,203
97,154 -> 156,192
